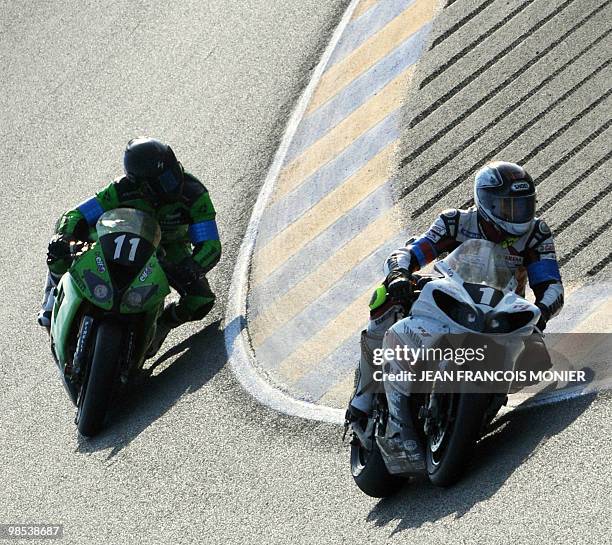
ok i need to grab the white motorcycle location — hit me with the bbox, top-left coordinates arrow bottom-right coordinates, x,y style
350,239 -> 545,497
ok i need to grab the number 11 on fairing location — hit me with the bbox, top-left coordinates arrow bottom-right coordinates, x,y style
113,234 -> 140,262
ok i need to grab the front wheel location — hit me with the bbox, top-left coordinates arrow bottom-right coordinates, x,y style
425,392 -> 491,487
76,321 -> 122,437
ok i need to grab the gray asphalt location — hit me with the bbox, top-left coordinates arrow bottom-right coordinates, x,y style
1,1 -> 610,544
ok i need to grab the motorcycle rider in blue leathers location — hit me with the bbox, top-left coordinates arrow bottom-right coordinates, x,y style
347,161 -> 565,429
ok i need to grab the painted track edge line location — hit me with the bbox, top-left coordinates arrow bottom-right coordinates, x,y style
223,0 -> 360,425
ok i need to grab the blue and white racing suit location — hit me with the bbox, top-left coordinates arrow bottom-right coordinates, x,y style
350,206 -> 564,413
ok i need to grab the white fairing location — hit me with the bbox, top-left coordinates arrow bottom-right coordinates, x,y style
383,240 -> 541,396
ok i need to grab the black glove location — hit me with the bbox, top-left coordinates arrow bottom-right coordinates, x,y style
535,303 -> 550,332
46,234 -> 74,266
385,268 -> 413,300
163,258 -> 206,291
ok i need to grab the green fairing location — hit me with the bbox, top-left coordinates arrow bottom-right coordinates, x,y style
51,234 -> 170,372
71,247 -> 114,310
51,274 -> 83,367
51,246 -> 115,369
120,255 -> 170,314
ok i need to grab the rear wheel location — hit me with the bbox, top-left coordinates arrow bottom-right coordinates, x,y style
76,321 -> 122,437
425,392 -> 491,487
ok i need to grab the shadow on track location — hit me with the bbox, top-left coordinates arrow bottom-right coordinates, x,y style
366,394 -> 596,536
76,319 -> 226,458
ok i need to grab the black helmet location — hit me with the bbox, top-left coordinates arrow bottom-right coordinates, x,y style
474,161 -> 536,237
123,137 -> 184,200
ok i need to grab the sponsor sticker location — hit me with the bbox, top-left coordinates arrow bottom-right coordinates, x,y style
139,265 -> 153,282
511,181 -> 531,191
504,254 -> 524,266
460,227 -> 480,238
95,255 -> 106,273
538,242 -> 555,253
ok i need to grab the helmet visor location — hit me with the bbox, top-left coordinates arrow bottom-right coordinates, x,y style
142,167 -> 182,197
480,192 -> 535,224
159,168 -> 181,193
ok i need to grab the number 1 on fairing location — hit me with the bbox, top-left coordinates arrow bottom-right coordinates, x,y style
113,234 -> 126,260
478,286 -> 495,305
128,237 -> 140,261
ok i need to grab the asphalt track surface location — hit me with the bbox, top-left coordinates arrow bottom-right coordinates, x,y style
1,1 -> 610,544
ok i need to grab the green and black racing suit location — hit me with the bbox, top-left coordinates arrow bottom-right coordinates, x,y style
49,172 -> 221,323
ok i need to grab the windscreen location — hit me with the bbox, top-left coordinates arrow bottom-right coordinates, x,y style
96,208 -> 161,248
442,239 -> 516,291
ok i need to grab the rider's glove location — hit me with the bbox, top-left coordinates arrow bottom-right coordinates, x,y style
47,235 -> 72,262
535,302 -> 550,332
385,268 -> 413,301
162,257 -> 206,293
46,234 -> 78,275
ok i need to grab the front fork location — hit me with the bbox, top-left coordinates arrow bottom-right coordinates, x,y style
61,315 -> 95,406
70,314 -> 150,400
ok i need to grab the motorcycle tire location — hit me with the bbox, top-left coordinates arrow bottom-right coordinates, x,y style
76,321 -> 122,437
426,392 -> 491,487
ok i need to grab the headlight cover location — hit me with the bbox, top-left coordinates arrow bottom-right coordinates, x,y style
121,285 -> 159,311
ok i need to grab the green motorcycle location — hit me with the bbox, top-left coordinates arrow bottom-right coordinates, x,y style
50,208 -> 170,437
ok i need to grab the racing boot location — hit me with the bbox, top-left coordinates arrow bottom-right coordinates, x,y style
347,330 -> 380,424
146,303 -> 183,359
377,388 -> 426,474
347,298 -> 405,424
37,272 -> 58,330
510,331 -> 552,392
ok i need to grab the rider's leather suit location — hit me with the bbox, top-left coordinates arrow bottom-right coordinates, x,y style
350,206 -> 564,413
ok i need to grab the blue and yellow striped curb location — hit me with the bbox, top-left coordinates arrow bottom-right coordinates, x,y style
246,0 -> 439,408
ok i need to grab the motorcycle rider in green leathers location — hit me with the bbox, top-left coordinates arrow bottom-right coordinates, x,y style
38,137 -> 221,357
